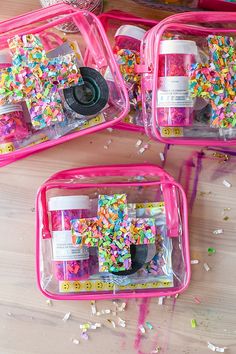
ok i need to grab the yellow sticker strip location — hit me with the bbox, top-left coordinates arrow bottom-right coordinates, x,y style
135,202 -> 165,209
0,142 -> 15,154
59,279 -> 173,293
160,126 -> 183,138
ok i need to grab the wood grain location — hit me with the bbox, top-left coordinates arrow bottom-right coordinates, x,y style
0,1 -> 236,354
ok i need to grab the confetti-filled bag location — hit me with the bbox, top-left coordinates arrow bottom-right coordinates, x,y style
36,164 -> 190,300
99,10 -> 158,133
139,12 -> 236,146
0,4 -> 129,166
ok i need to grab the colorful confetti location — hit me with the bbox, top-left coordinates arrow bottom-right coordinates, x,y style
191,319 -> 197,328
71,194 -> 156,273
0,34 -> 83,129
189,35 -> 236,128
208,247 -> 216,255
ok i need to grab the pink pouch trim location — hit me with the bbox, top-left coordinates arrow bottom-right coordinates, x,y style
141,11 -> 236,146
36,163 -> 190,300
0,5 -> 129,167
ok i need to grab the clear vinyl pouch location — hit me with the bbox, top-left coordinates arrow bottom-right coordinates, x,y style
36,164 -> 190,300
140,12 -> 236,146
99,11 -> 158,131
0,4 -> 129,166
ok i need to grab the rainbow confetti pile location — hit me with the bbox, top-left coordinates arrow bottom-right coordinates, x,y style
71,194 -> 156,273
189,35 -> 236,128
0,34 -> 83,129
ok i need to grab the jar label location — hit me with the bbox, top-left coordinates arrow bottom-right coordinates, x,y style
157,76 -> 193,108
52,231 -> 89,261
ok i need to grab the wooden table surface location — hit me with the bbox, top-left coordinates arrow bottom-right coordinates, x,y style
1,1 -> 236,354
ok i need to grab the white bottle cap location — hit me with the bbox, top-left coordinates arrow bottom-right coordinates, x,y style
49,195 -> 90,211
115,25 -> 146,42
0,49 -> 12,64
0,104 -> 23,116
159,40 -> 198,56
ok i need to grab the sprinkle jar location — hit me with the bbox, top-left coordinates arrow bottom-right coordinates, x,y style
114,25 -> 146,52
49,195 -> 90,280
0,104 -> 28,143
114,25 -> 146,113
157,40 -> 198,127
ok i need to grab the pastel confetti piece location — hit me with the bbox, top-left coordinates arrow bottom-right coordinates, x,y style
191,259 -> 199,264
204,262 -> 210,272
213,229 -> 224,235
72,338 -> 79,345
62,312 -> 71,322
139,324 -> 146,334
71,194 -> 156,272
191,319 -> 197,328
208,247 -> 216,255
223,180 -> 232,188
208,342 -> 227,352
0,34 -> 83,130
146,321 -> 153,330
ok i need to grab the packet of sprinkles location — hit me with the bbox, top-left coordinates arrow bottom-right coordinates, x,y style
0,34 -> 83,130
189,35 -> 236,128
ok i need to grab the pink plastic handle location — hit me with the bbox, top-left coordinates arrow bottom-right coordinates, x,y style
37,164 -> 179,240
46,163 -> 175,183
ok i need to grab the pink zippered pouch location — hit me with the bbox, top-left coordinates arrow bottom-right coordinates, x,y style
36,164 -> 190,300
99,10 -> 158,133
139,11 -> 236,146
0,4 -> 129,167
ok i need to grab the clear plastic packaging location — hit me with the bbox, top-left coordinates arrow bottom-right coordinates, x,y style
0,5 -> 129,166
140,11 -> 236,145
36,164 -> 190,300
99,11 -> 158,130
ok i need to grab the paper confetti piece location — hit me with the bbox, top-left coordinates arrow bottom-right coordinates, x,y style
191,259 -> 199,264
139,324 -> 146,334
118,317 -> 126,328
107,319 -> 116,328
194,297 -> 201,304
72,338 -> 79,345
46,299 -> 52,306
191,319 -> 197,328
136,139 -> 143,147
208,247 -> 216,255
158,297 -> 164,305
81,331 -> 89,340
223,180 -> 232,188
146,321 -> 153,330
159,152 -> 165,161
208,341 -> 227,352
62,312 -> 71,322
91,301 -> 97,315
213,229 -> 224,235
204,263 -> 210,272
